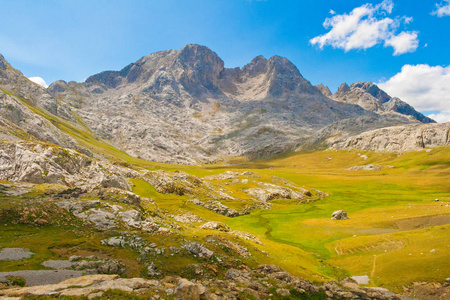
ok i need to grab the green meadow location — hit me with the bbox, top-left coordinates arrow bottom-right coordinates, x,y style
1,134 -> 448,293
130,146 -> 450,291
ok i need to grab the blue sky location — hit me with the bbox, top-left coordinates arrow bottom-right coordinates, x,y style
1,0 -> 449,121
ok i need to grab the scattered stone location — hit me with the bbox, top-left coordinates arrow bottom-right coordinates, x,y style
276,288 -> 290,296
346,165 -> 383,171
147,262 -> 161,277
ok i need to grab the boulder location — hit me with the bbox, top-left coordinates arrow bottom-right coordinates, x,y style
331,210 -> 348,220
182,242 -> 214,258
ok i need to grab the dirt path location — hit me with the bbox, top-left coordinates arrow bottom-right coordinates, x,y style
371,255 -> 378,278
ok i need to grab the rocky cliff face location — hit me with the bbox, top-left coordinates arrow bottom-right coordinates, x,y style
0,45 -> 443,164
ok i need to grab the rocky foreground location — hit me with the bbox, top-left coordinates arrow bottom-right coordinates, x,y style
0,265 -> 410,300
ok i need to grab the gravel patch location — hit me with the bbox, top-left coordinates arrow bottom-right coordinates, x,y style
0,270 -> 84,286
0,248 -> 34,261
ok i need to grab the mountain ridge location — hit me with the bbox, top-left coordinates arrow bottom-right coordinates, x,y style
0,44 -> 444,165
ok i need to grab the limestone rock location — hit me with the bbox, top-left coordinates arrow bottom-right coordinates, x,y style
174,278 -> 208,300
331,210 -> 348,220
172,212 -> 204,223
182,242 -> 214,258
0,140 -> 130,191
200,221 -> 230,232
189,199 -> 243,217
246,182 -> 307,201
330,122 -> 450,152
346,164 -> 384,171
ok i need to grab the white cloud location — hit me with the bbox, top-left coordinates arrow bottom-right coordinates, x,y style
378,64 -> 450,123
384,31 -> 418,55
310,0 -> 419,56
426,111 -> 450,123
28,76 -> 48,88
330,9 -> 336,15
432,1 -> 450,17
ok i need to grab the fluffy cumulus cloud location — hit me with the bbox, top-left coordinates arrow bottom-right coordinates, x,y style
310,0 -> 419,56
28,76 -> 48,88
432,1 -> 450,17
378,64 -> 450,122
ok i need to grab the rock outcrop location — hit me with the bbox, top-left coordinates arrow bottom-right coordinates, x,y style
0,140 -> 130,190
330,122 -> 450,152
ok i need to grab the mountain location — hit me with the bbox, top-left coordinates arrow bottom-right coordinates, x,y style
329,81 -> 435,123
0,45 -> 441,165
44,44 -> 427,164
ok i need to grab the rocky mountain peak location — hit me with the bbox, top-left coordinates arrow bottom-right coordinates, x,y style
350,81 -> 390,103
263,55 -> 317,97
316,84 -> 332,97
0,53 -> 7,70
336,83 -> 350,94
173,44 -> 225,96
242,55 -> 268,76
177,44 -> 224,67
332,81 -> 435,124
267,55 -> 301,76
